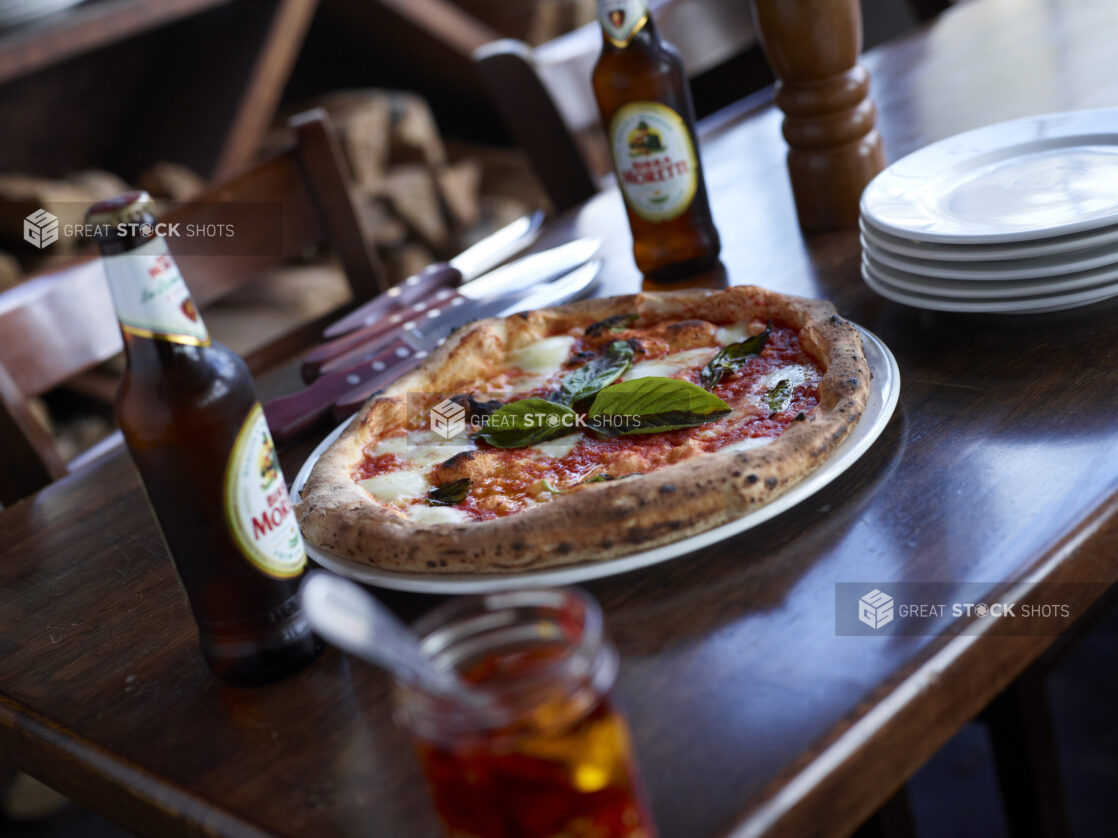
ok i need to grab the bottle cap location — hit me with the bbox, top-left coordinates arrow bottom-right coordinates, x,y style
85,191 -> 156,228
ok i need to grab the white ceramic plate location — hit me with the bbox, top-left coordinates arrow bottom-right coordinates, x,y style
861,233 -> 1118,281
289,327 -> 900,594
859,217 -> 1118,263
861,109 -> 1118,244
861,249 -> 1118,298
862,260 -> 1118,313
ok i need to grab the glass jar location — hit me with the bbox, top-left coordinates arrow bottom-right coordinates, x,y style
394,588 -> 656,838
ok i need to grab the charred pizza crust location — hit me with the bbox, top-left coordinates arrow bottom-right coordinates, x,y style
296,286 -> 870,572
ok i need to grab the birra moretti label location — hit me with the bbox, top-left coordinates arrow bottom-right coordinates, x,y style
598,0 -> 649,46
224,404 -> 307,578
104,236 -> 209,346
609,102 -> 699,222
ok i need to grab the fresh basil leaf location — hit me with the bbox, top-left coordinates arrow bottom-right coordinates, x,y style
585,313 -> 637,338
587,377 -> 731,436
555,340 -> 634,406
700,322 -> 772,389
428,478 -> 470,506
767,379 -> 792,413
476,398 -> 578,448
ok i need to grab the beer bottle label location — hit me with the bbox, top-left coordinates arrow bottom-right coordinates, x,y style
609,102 -> 699,222
224,404 -> 307,578
598,0 -> 649,47
104,236 -> 210,347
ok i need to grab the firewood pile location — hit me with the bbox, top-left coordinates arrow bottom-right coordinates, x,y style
0,88 -> 547,292
275,88 -> 544,286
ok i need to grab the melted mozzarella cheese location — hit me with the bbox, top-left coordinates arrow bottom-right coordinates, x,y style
759,364 -> 813,392
408,441 -> 475,468
723,437 -> 775,454
371,433 -> 409,457
358,470 -> 428,505
373,431 -> 474,468
714,322 -> 752,345
622,347 -> 716,381
406,505 -> 469,525
509,336 -> 575,375
531,434 -> 581,460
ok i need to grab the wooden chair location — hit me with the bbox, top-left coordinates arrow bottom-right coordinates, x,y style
473,0 -> 953,213
0,109 -> 386,506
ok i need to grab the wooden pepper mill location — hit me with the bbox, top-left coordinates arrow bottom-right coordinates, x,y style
750,0 -> 886,230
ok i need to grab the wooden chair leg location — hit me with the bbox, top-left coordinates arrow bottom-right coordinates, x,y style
980,671 -> 1072,838
290,109 -> 389,299
0,365 -> 66,506
851,785 -> 918,838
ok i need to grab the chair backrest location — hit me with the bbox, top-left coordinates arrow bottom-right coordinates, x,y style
474,0 -> 953,213
0,109 -> 385,505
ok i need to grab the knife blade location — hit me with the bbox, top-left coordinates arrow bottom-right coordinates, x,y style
330,259 -> 601,420
322,211 -> 545,339
265,260 -> 600,443
302,238 -> 600,380
452,210 -> 546,279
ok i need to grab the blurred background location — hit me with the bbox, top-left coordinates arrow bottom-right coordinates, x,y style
0,0 -> 929,461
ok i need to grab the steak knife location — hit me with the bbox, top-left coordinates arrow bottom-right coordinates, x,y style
322,211 -> 545,340
302,238 -> 600,380
265,260 -> 601,443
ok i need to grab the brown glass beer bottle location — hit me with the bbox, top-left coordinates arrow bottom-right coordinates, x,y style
88,192 -> 318,686
592,0 -> 721,281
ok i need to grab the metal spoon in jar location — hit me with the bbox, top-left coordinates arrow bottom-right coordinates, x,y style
300,571 -> 473,699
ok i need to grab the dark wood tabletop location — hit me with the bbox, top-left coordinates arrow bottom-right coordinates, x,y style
5,1 -> 1118,836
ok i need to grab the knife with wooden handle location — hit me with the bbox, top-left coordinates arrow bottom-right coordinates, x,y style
301,287 -> 463,381
320,263 -> 462,341
265,337 -> 426,444
316,294 -> 468,378
322,211 -> 544,339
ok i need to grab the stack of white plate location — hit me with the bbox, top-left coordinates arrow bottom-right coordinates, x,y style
860,109 -> 1118,314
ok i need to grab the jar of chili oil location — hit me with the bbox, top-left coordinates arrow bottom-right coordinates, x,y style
394,588 -> 656,838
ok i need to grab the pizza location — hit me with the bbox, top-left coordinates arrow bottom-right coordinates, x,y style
296,286 -> 870,573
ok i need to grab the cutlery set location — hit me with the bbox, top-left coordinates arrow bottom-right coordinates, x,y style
265,215 -> 601,443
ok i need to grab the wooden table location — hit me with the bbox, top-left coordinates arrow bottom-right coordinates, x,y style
4,0 -> 1118,835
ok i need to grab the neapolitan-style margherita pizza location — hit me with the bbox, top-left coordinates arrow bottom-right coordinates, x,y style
296,286 -> 870,573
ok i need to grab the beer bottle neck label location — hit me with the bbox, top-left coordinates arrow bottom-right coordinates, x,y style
103,236 -> 210,347
609,102 -> 699,222
598,0 -> 649,47
224,403 -> 307,579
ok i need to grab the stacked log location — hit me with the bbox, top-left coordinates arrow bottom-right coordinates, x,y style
286,89 -> 538,285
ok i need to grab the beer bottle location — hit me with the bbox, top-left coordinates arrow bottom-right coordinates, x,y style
88,192 -> 318,686
593,0 -> 721,281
